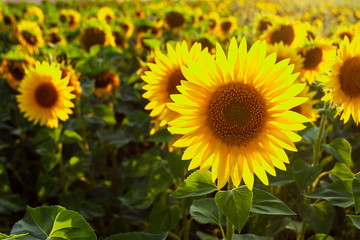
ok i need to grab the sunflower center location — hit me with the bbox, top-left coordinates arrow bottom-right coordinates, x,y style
8,61 -> 25,80
221,21 -> 232,32
49,32 -> 61,44
69,15 -> 76,25
270,25 -> 295,45
301,47 -> 323,70
167,69 -> 185,96
339,32 -> 353,42
82,28 -> 106,51
92,70 -> 117,88
258,20 -> 272,32
209,19 -> 216,29
21,31 -> 38,46
165,11 -> 185,28
339,56 -> 360,98
35,82 -> 58,108
207,82 -> 267,146
194,37 -> 214,51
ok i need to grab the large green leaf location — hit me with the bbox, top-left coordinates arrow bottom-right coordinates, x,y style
215,186 -> 252,232
307,234 -> 334,240
305,180 -> 354,208
145,203 -> 180,234
10,205 -> 97,240
190,198 -> 223,225
104,232 -> 168,240
298,201 -> 334,234
251,188 -> 296,215
293,159 -> 322,192
91,104 -> 116,125
352,173 -> 360,214
0,233 -> 28,240
170,171 -> 217,198
166,151 -> 189,179
322,138 -> 351,166
347,215 -> 360,229
61,130 -> 83,144
329,162 -> 354,181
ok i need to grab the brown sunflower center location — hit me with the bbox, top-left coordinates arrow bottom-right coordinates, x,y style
194,38 -> 214,52
209,19 -> 216,29
120,23 -> 130,33
270,25 -> 295,45
167,69 -> 185,96
92,70 -> 118,89
8,61 -> 25,80
165,11 -> 185,28
221,21 -> 232,32
339,32 -> 353,42
69,15 -> 76,25
81,28 -> 106,51
207,82 -> 267,146
21,31 -> 38,46
301,47 -> 323,70
339,56 -> 360,98
258,20 -> 272,32
49,32 -> 61,44
35,82 -> 58,108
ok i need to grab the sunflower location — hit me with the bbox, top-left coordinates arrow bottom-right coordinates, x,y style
218,16 -> 238,37
25,5 -> 44,24
119,19 -> 135,39
141,41 -> 212,129
253,13 -> 280,36
297,38 -> 336,84
0,54 -> 34,90
45,27 -> 66,45
164,10 -> 186,30
61,66 -> 82,99
16,61 -> 75,128
192,34 -> 216,53
291,84 -> 320,123
15,20 -> 44,55
206,12 -> 221,33
258,20 -> 307,48
167,38 -> 308,190
79,18 -> 115,51
98,6 -> 115,24
60,9 -> 81,31
266,42 -> 304,74
89,70 -> 120,97
321,36 -> 360,124
331,24 -> 357,47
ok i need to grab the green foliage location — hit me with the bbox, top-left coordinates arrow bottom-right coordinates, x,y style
322,138 -> 352,165
293,159 -> 322,192
0,233 -> 28,240
215,186 -> 253,232
352,173 -> 360,214
11,206 -> 96,240
104,232 -> 168,240
299,201 -> 334,234
190,198 -> 223,225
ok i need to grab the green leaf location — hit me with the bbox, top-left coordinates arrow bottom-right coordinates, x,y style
147,165 -> 173,197
299,201 -> 334,234
0,233 -> 28,240
11,206 -> 96,240
80,76 -> 95,97
307,234 -> 334,240
347,215 -> 360,229
322,138 -> 351,165
353,173 -> 360,214
170,171 -> 217,198
232,234 -> 272,240
305,180 -> 354,208
330,162 -> 354,181
251,188 -> 296,215
293,159 -> 322,192
0,163 -> 11,194
91,104 -> 116,125
190,198 -> 223,225
104,232 -> 168,240
147,128 -> 173,143
61,129 -> 83,144
145,203 -> 180,234
215,186 -> 252,232
41,152 -> 61,172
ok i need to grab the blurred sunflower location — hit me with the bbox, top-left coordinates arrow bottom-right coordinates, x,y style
291,85 -> 320,123
298,38 -> 336,84
331,24 -> 357,47
266,42 -> 304,73
60,9 -> 81,31
61,66 -> 82,99
321,36 -> 360,124
25,5 -> 44,24
0,53 -> 34,90
15,20 -> 44,55
192,34 -> 216,53
89,70 -> 120,97
3,14 -> 16,26
253,13 -> 279,36
259,20 -> 307,48
141,41 -> 212,129
218,16 -> 238,37
119,19 -> 135,39
167,38 -> 308,190
16,61 -> 75,128
98,6 -> 115,24
206,12 -> 221,33
45,27 -> 66,45
164,9 -> 186,30
79,18 -> 115,51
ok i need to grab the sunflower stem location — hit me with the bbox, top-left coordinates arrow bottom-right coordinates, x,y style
313,102 -> 330,166
226,179 -> 235,240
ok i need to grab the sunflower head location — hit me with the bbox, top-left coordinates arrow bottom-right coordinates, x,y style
291,84 -> 320,123
25,5 -> 44,24
79,18 -> 115,51
321,36 -> 360,124
61,66 -> 82,99
16,61 -> 75,128
97,6 -> 115,24
15,20 -> 44,55
89,70 -> 120,98
167,38 -> 308,190
164,10 -> 186,29
60,9 -> 81,31
45,28 -> 66,45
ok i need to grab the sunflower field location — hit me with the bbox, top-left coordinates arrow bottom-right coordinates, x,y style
2,0 -> 360,239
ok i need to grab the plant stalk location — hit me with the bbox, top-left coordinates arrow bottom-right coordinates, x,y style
226,179 -> 235,240
313,102 -> 330,166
